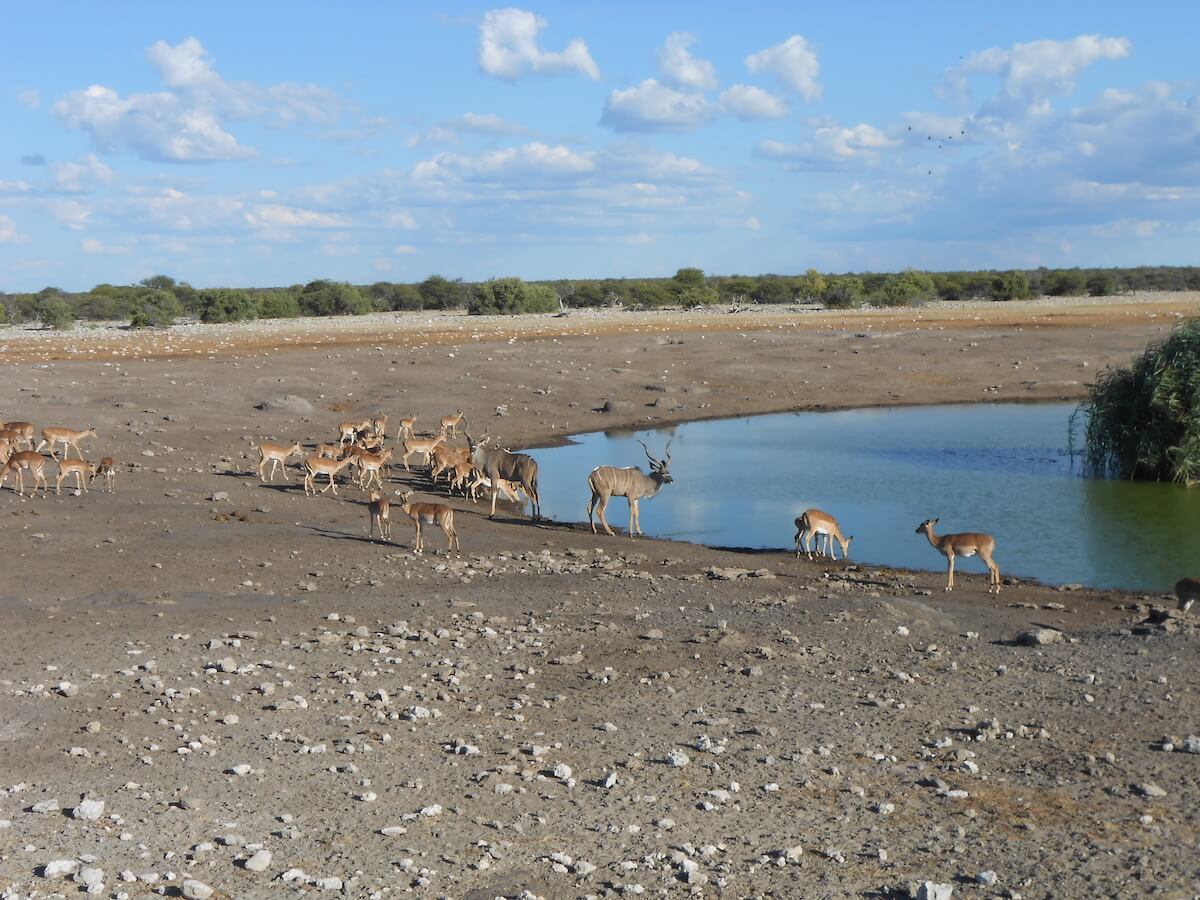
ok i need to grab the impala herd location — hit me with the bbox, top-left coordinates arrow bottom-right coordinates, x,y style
3,407 -> 1194,611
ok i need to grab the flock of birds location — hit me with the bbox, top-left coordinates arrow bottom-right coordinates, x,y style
5,409 -> 1197,610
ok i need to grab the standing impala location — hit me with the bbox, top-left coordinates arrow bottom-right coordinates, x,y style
915,518 -> 1001,593
1,451 -> 50,497
396,416 -> 417,440
401,433 -> 447,471
368,491 -> 391,541
92,457 -> 117,492
794,508 -> 853,561
303,454 -> 355,496
56,458 -> 96,495
3,422 -> 36,452
1176,578 -> 1199,614
256,440 -> 302,482
440,410 -> 467,438
586,440 -> 673,537
396,490 -> 459,554
37,426 -> 97,461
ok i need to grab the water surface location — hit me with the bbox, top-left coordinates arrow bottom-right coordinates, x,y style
525,403 -> 1198,592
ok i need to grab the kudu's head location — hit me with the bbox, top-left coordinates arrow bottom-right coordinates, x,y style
638,439 -> 673,484
465,431 -> 494,453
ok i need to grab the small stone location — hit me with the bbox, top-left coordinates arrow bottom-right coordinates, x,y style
315,877 -> 343,890
916,883 -> 953,900
976,871 -> 998,886
1132,782 -> 1167,799
228,764 -> 252,776
1016,628 -> 1062,646
32,799 -> 60,814
896,626 -> 910,636
1180,735 -> 1200,754
209,491 -> 230,502
243,849 -> 272,872
665,748 -> 690,768
43,859 -> 79,878
72,798 -> 105,821
181,879 -> 215,900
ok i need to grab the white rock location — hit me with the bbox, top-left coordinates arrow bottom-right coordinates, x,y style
975,870 -> 998,886
281,868 -> 309,882
380,826 -> 407,836
315,877 -> 343,890
43,859 -> 79,878
72,798 -> 105,821
601,771 -> 618,789
1180,735 -> 1200,754
32,799 -> 60,814
228,764 -> 252,776
181,879 -> 215,900
916,882 -> 953,900
665,749 -> 690,768
77,866 -> 104,888
244,849 -> 272,872
552,762 -> 573,781
419,804 -> 442,817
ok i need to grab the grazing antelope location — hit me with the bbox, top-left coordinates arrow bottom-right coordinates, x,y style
56,458 -> 96,495
446,457 -> 476,495
440,410 -> 467,438
396,416 -> 417,440
430,445 -> 471,483
1,451 -> 49,497
468,473 -> 526,504
915,518 -> 1001,593
794,509 -> 853,561
355,448 -> 393,491
314,442 -> 343,460
92,457 -> 117,492
368,491 -> 391,541
303,454 -> 355,496
402,433 -> 447,471
369,413 -> 389,441
1175,578 -> 1200,614
586,440 -> 673,537
467,433 -> 541,519
396,490 -> 459,554
37,426 -> 97,461
338,419 -> 371,446
256,440 -> 302,482
2,422 -> 35,451
0,437 -> 12,465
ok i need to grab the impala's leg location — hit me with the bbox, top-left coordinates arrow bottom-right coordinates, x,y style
403,452 -> 412,472
489,484 -> 499,519
77,470 -> 87,492
829,533 -> 839,561
55,471 -> 64,496
804,530 -> 815,561
981,550 -> 1000,593
413,521 -> 423,554
946,553 -> 955,591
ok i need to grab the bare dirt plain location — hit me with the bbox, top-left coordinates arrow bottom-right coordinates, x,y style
1,296 -> 1197,899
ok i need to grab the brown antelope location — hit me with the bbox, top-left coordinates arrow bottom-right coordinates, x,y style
92,457 -> 117,492
303,454 -> 355,496
3,422 -> 36,452
338,419 -> 371,446
355,448 -> 393,491
0,437 -> 12,465
401,433 -> 447,471
314,442 -> 343,460
369,413 -> 389,440
439,410 -> 467,438
430,445 -> 471,483
586,440 -> 672,537
468,473 -> 526,504
396,490 -> 459,554
446,457 -> 476,494
256,440 -> 302,482
915,518 -> 1001,593
37,426 -> 97,461
368,491 -> 391,541
1,451 -> 49,496
467,433 -> 541,519
1175,578 -> 1200,614
794,508 -> 853,561
56,458 -> 96,495
396,416 -> 417,440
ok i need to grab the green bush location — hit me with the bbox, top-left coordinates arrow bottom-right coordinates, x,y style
1081,318 -> 1200,484
139,290 -> 183,326
129,310 -> 153,329
1046,269 -> 1087,296
198,289 -> 259,323
823,276 -> 866,309
258,290 -> 300,320
752,278 -> 793,304
878,269 -> 936,306
297,280 -> 372,316
38,297 -> 76,329
627,280 -> 674,308
419,275 -> 466,310
674,284 -> 720,306
995,270 -> 1032,301
468,277 -> 560,315
0,302 -> 9,325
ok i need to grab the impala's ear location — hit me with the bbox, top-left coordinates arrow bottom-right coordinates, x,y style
932,517 -> 939,525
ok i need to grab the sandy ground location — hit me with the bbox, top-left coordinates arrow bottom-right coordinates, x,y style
0,296 -> 1197,899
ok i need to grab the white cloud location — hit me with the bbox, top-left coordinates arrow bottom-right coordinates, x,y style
0,214 -> 26,244
407,112 -> 535,146
385,211 -> 418,229
758,123 -> 898,169
51,154 -> 116,193
658,33 -> 717,91
16,88 -> 41,109
745,35 -> 821,101
601,79 -> 711,132
414,142 -> 596,182
478,8 -> 599,80
49,200 -> 93,230
719,84 -> 788,120
243,204 -> 348,228
945,34 -> 1131,114
82,237 -> 133,255
394,244 -> 417,254
0,179 -> 32,196
744,216 -> 761,230
53,37 -> 345,162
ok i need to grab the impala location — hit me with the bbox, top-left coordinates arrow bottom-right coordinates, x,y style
3,422 -> 35,452
401,433 -> 447,471
355,448 -> 393,491
396,416 -> 417,440
440,410 -> 467,438
468,473 -> 526,504
56,458 -> 96,495
338,419 -> 371,446
369,413 -> 389,440
0,437 -> 12,465
586,440 -> 673,537
314,442 -> 343,460
430,445 -> 471,483
1176,578 -> 1199,614
368,491 -> 391,541
37,426 -> 97,461
396,490 -> 459,554
1,451 -> 49,497
92,457 -> 117,492
303,454 -> 355,496
794,509 -> 853,561
256,440 -> 302,482
915,518 -> 1001,593
467,432 -> 540,519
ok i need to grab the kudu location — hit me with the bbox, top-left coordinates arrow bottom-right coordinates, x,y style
586,439 -> 673,537
466,432 -> 540,519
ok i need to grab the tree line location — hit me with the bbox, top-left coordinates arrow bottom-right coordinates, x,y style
3,265 -> 1199,329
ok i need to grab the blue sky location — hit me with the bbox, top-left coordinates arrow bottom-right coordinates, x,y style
1,3 -> 1197,291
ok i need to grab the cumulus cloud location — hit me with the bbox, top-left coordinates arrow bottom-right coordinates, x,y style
82,237 -> 133,255
414,142 -> 597,182
16,88 -> 40,109
719,84 -> 788,120
478,8 -> 599,80
53,37 -> 345,162
243,204 -> 348,228
601,79 -> 712,132
393,244 -> 417,254
745,35 -> 821,101
758,123 -> 898,169
0,214 -> 26,244
944,34 -> 1131,115
407,112 -> 535,146
657,33 -> 717,91
51,154 -> 116,193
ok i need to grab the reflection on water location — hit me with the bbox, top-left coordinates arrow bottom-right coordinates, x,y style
525,403 -> 1199,592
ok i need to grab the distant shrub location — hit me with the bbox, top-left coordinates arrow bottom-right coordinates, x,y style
419,275 -> 467,310
1046,269 -> 1087,296
297,280 -> 372,316
258,290 -> 300,320
468,277 -> 560,315
38,297 -> 76,329
823,276 -> 866,309
995,270 -> 1032,301
198,289 -> 259,323
674,284 -> 720,306
878,269 -> 936,306
138,290 -> 183,326
1082,318 -> 1200,484
129,310 -> 153,329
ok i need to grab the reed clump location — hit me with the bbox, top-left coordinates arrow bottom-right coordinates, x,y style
1081,318 -> 1200,484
